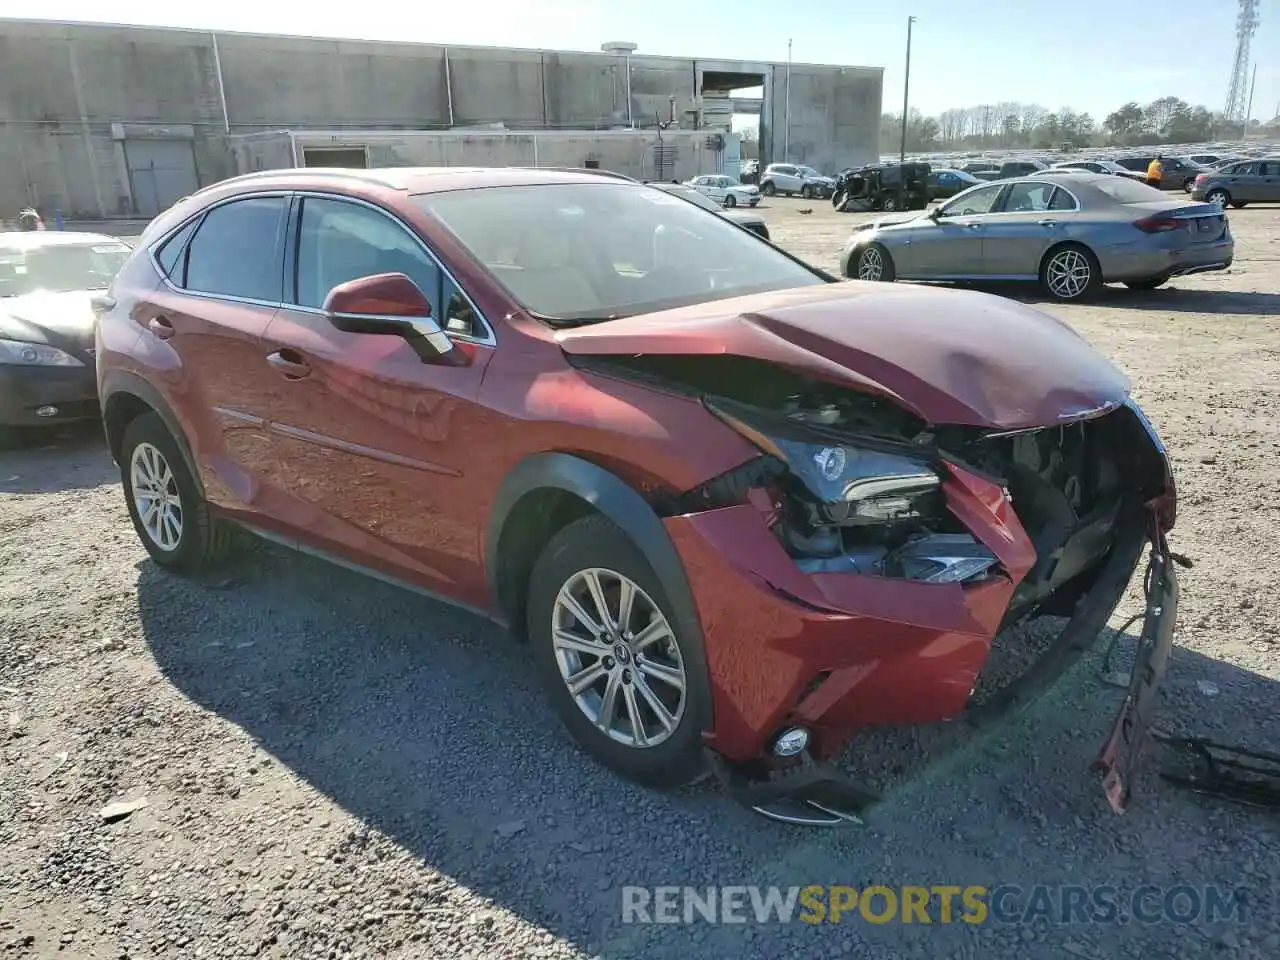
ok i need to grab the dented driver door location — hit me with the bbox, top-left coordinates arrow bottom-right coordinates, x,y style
259,193 -> 496,603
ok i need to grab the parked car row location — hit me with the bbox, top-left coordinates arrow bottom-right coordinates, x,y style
4,164 -> 1181,826
1189,157 -> 1280,208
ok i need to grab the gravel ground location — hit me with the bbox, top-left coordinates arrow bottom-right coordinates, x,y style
2,200 -> 1279,959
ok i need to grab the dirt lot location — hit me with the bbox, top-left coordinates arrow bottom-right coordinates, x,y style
3,200 -> 1279,960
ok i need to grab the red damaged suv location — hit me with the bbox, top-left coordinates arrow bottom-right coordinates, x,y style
97,167 -> 1178,825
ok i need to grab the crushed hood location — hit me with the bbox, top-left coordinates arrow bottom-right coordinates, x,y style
556,283 -> 1130,430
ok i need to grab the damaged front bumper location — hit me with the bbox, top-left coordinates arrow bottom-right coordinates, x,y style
667,427 -> 1180,826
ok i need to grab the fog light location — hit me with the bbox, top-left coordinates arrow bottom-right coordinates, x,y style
35,405 -> 58,418
773,726 -> 810,757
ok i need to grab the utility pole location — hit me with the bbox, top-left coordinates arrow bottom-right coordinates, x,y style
899,16 -> 916,162
783,39 -> 792,161
1242,62 -> 1257,139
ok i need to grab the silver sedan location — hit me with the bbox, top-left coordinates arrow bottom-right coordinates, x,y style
839,173 -> 1234,301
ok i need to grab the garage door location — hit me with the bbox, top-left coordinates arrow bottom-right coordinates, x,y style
126,140 -> 200,218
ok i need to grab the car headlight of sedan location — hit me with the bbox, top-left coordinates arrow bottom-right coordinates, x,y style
0,338 -> 84,367
706,397 -> 999,583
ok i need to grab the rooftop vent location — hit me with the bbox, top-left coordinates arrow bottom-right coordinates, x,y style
601,41 -> 638,55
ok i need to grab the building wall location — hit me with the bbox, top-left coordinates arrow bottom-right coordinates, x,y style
0,18 -> 882,217
238,130 -> 741,184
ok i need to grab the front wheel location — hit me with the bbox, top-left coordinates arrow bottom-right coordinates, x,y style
723,193 -> 737,208
119,412 -> 240,573
527,515 -> 707,788
854,243 -> 895,282
760,181 -> 776,197
800,184 -> 813,199
1040,244 -> 1102,302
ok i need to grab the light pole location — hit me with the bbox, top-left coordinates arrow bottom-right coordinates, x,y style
899,16 -> 916,162
783,38 -> 792,161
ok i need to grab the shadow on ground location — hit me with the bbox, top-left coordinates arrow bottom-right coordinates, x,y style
983,283 -> 1280,316
0,422 -> 116,494
135,544 -> 1280,959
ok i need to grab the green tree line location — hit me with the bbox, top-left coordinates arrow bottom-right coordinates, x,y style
881,97 -> 1280,153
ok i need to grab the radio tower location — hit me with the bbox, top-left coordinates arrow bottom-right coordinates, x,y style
1223,0 -> 1260,123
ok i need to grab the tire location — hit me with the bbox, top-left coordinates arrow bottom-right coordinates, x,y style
1183,179 -> 1195,193
527,514 -> 707,788
1124,275 -> 1170,291
119,412 -> 239,574
882,194 -> 899,212
723,193 -> 736,208
1205,189 -> 1230,207
800,184 -> 813,199
760,181 -> 776,197
1040,244 -> 1102,302
831,189 -> 846,209
854,243 -> 896,283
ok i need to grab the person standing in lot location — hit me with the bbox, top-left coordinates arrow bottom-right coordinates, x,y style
1146,155 -> 1164,189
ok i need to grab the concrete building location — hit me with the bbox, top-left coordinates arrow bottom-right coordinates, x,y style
0,18 -> 883,219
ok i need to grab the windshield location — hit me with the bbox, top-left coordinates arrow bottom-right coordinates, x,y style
1090,178 -> 1170,204
0,241 -> 131,297
418,182 -> 823,324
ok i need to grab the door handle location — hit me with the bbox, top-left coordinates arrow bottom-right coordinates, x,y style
966,222 -> 982,230
267,350 -> 311,380
148,315 -> 174,340
1037,219 -> 1058,226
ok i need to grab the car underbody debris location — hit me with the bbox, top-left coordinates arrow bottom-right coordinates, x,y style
1153,734 -> 1280,810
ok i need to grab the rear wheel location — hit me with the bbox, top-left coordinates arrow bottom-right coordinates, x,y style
855,243 -> 896,283
1040,244 -> 1102,302
1205,189 -> 1230,207
119,412 -> 239,573
527,515 -> 707,788
1124,274 -> 1170,291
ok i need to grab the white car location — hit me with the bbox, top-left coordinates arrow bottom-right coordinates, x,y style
758,163 -> 836,199
684,174 -> 760,208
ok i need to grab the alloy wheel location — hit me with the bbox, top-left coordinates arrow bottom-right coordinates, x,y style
551,567 -> 686,748
1045,249 -> 1091,300
1206,190 -> 1228,207
857,246 -> 885,281
130,441 -> 183,551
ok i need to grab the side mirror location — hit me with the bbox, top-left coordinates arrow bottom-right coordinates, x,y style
322,272 -> 453,361
928,206 -> 943,220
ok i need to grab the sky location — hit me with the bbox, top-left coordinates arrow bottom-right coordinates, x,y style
2,0 -> 1277,123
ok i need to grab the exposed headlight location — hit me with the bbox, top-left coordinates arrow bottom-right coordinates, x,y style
706,400 -> 941,524
0,338 -> 84,367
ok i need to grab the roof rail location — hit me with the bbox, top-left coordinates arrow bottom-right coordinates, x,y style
194,167 -> 408,194
530,166 -> 638,182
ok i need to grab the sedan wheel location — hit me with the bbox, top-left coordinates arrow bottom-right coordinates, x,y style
131,442 -> 183,552
552,568 -> 686,749
1205,189 -> 1230,207
724,193 -> 737,208
1041,245 -> 1100,301
856,244 -> 894,282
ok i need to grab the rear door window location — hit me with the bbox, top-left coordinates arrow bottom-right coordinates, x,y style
184,196 -> 287,301
1003,182 -> 1055,212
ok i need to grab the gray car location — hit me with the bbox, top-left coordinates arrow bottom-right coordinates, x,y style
1189,157 -> 1280,208
840,173 -> 1233,302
